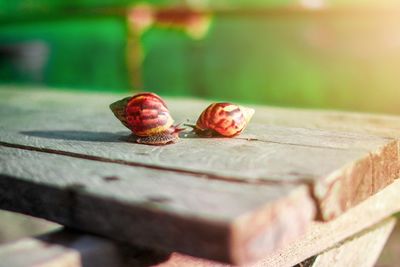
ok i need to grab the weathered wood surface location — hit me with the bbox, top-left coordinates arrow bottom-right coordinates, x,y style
301,217 -> 396,267
0,217 -> 395,267
2,87 -> 400,264
1,87 -> 399,221
0,146 -> 314,264
1,180 -> 398,267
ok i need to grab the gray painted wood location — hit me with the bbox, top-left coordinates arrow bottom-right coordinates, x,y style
1,87 -> 399,220
0,146 -> 314,264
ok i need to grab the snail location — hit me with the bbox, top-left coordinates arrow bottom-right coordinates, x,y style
110,92 -> 183,145
189,103 -> 255,137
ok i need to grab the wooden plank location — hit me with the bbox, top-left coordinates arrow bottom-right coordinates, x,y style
258,179 -> 400,267
1,87 -> 399,220
0,228 -> 227,267
300,217 -> 396,267
250,105 -> 400,139
0,146 -> 315,264
154,180 -> 400,267
0,230 -> 124,267
0,217 -> 396,267
2,153 -> 400,267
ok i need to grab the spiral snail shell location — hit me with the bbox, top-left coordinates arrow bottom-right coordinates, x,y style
110,92 -> 182,145
193,103 -> 255,137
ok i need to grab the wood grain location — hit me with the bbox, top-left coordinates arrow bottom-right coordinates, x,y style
0,146 -> 314,264
1,87 -> 400,220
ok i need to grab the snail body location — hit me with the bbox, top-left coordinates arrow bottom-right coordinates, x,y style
194,103 -> 255,137
110,92 -> 182,145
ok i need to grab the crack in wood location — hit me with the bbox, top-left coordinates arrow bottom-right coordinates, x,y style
0,141 -> 312,187
235,137 -> 351,151
305,182 -> 323,220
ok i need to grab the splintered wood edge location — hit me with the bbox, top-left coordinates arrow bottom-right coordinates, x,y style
315,140 -> 400,220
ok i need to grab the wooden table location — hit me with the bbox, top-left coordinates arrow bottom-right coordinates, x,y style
1,86 -> 400,266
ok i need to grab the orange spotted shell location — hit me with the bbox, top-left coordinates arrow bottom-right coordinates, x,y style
194,103 -> 255,137
110,92 -> 181,145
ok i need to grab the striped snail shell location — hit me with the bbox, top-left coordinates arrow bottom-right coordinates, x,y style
110,92 -> 182,145
194,103 -> 255,137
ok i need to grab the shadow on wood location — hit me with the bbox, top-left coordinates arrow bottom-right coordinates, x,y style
21,130 -> 129,143
20,130 -> 208,143
39,230 -> 173,267
0,229 -> 173,267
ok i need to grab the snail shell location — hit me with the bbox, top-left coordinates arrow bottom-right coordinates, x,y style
194,103 -> 255,137
110,92 -> 181,145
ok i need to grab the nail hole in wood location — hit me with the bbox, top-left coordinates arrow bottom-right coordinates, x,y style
103,176 -> 120,182
147,196 -> 170,204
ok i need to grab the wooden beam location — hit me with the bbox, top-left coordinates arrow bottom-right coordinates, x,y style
0,146 -> 314,264
298,217 -> 396,267
1,87 -> 399,221
122,179 -> 400,266
0,217 -> 395,267
258,179 -> 400,267
2,148 -> 400,266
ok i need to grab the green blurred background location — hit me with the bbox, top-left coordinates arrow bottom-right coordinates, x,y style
2,0 -> 400,114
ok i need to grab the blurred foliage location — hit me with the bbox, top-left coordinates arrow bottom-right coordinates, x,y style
2,0 -> 400,113
142,12 -> 400,113
1,0 -> 400,15
0,17 -> 130,91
